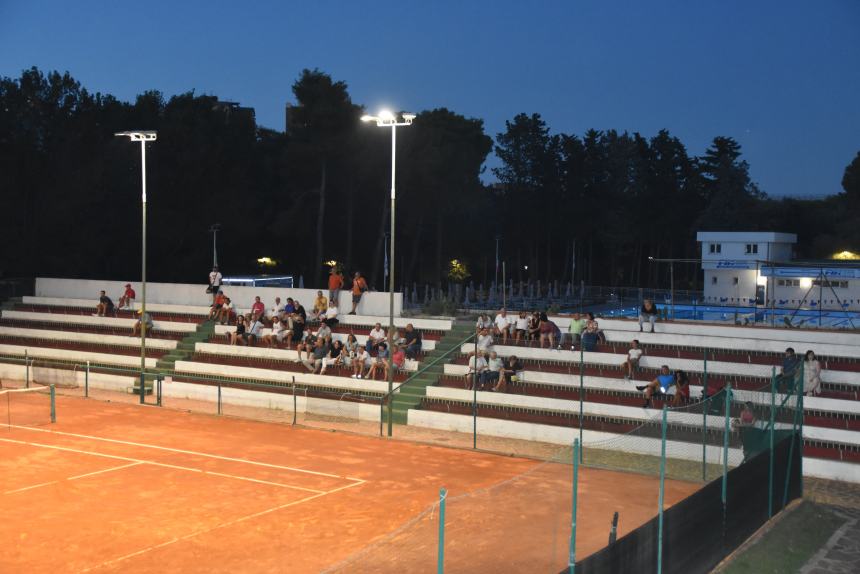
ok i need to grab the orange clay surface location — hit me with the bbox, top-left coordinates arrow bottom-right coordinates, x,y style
0,396 -> 699,573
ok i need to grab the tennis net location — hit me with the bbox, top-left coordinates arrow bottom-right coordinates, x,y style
1,384 -> 56,428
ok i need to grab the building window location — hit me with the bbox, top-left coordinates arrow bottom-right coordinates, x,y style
711,276 -> 718,285
745,244 -> 758,254
812,279 -> 848,289
777,279 -> 801,287
709,243 -> 722,254
733,277 -> 739,285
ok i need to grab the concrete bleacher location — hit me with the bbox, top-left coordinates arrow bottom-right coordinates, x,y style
20,296 -> 211,319
0,310 -> 198,334
212,324 -> 438,352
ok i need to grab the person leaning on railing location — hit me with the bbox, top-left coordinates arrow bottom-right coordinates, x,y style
639,299 -> 658,333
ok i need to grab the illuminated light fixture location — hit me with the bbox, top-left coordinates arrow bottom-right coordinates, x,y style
324,260 -> 339,267
756,274 -> 768,286
833,250 -> 860,260
256,257 -> 276,267
799,277 -> 812,289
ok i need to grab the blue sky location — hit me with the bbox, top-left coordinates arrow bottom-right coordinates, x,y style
1,0 -> 858,197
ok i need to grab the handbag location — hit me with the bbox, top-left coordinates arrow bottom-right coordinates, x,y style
206,284 -> 214,294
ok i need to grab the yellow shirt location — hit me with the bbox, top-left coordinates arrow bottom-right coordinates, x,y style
314,296 -> 328,312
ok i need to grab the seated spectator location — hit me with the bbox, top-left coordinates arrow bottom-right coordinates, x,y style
514,311 -> 529,343
311,290 -> 328,321
466,351 -> 489,389
365,323 -> 387,353
302,337 -> 329,374
803,350 -> 822,396
250,296 -> 265,322
483,351 -> 504,390
295,332 -> 317,362
283,297 -> 296,315
623,340 -> 643,381
209,291 -> 226,321
673,370 -> 690,407
283,309 -> 306,350
315,321 -> 332,346
566,313 -> 586,350
403,323 -> 422,359
246,315 -> 264,346
495,355 -> 523,393
131,310 -> 153,337
351,346 -> 370,379
585,313 -> 606,343
639,299 -> 659,333
262,316 -> 288,348
96,290 -> 115,317
268,297 -> 283,323
118,284 -> 136,310
493,309 -> 512,343
344,333 -> 359,366
366,342 -> 389,380
538,313 -> 559,349
731,401 -> 758,430
322,299 -> 340,327
229,315 -> 247,346
328,267 -> 345,304
476,313 -> 493,333
476,328 -> 494,352
390,344 -> 407,372
778,347 -> 802,392
218,297 -> 234,325
320,339 -> 345,375
637,365 -> 675,408
527,311 -> 541,343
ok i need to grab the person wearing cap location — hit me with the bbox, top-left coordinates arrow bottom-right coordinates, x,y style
132,309 -> 153,337
118,284 -> 136,310
208,266 -> 222,303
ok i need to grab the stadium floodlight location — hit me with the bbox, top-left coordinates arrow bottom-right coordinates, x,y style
115,130 -> 157,403
360,109 -> 414,436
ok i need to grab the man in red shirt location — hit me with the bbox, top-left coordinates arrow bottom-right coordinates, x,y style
349,272 -> 367,315
118,283 -> 136,309
328,268 -> 344,304
209,291 -> 225,320
250,296 -> 265,321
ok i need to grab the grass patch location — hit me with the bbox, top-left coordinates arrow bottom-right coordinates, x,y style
718,501 -> 845,574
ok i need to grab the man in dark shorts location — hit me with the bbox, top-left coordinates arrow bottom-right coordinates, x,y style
349,272 -> 367,315
96,290 -> 114,317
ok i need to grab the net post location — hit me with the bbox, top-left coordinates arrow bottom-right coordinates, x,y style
569,438 -> 580,574
657,405 -> 667,574
156,376 -> 162,406
85,360 -> 90,398
292,376 -> 297,426
139,370 -> 145,404
50,384 -> 56,423
768,366 -> 776,518
25,350 -> 29,388
217,383 -> 222,415
437,487 -> 447,574
702,350 -> 708,481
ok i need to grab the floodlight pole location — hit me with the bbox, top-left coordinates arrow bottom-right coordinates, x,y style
362,111 -> 414,437
210,223 -> 221,268
115,131 -> 157,402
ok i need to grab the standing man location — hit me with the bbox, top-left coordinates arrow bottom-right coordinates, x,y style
328,267 -> 344,307
349,271 -> 367,315
208,266 -> 223,303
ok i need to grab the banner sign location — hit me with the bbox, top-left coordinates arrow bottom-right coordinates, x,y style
760,267 -> 860,279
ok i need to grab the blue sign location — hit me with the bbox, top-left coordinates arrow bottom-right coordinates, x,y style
760,267 -> 860,279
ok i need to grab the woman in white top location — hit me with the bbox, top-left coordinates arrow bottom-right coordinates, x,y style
803,350 -> 822,396
323,299 -> 339,327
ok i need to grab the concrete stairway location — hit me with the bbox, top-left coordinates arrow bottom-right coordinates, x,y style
133,319 -> 214,394
389,319 -> 475,424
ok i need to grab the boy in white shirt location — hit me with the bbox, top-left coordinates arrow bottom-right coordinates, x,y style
623,339 -> 644,381
477,328 -> 494,352
493,309 -> 511,343
365,323 -> 386,353
514,311 -> 530,342
262,316 -> 287,348
466,352 -> 488,389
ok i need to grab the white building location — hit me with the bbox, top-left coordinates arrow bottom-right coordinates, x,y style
698,231 -> 860,310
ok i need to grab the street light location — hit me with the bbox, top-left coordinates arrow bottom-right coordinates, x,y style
209,223 -> 221,267
361,110 -> 414,437
115,130 -> 157,403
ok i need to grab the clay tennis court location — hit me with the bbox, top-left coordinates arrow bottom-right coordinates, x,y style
1,393 -> 699,573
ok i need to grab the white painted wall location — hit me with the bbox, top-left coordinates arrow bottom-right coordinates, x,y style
35,277 -> 402,317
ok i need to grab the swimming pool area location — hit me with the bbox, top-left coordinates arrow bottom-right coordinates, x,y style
602,303 -> 860,329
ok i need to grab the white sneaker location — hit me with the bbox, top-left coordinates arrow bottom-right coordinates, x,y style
351,374 -> 357,378
358,374 -> 363,379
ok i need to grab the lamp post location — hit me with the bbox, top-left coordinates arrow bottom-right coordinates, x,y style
115,130 -> 157,402
209,223 -> 221,268
361,110 -> 415,437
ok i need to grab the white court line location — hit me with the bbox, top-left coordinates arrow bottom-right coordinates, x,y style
0,437 -> 326,495
8,424 -> 360,482
79,479 -> 367,573
3,462 -> 142,495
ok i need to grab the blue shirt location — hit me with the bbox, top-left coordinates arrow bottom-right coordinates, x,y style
657,374 -> 675,392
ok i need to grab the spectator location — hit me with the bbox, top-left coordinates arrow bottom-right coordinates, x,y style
538,313 -> 559,349
638,365 -> 675,408
778,347 -> 802,392
249,296 -> 265,322
209,291 -> 225,321
476,328 -> 494,352
585,313 -> 606,343
283,307 -> 306,350
344,333 -> 359,367
639,299 -> 659,333
673,370 -> 690,407
527,311 -> 541,343
246,315 -> 264,346
302,337 -> 330,374
283,297 -> 296,315
218,297 -> 234,325
803,350 -> 822,396
96,290 -> 114,317
351,346 -> 370,379
493,309 -> 512,343
403,323 -> 422,359
366,342 -> 389,380
323,299 -> 340,327
349,272 -> 368,315
391,344 -> 407,372
208,266 -> 222,302
623,340 -> 643,381
320,339 -> 345,375
495,355 -> 523,393
513,311 -> 530,343
311,290 -> 328,320
328,268 -> 344,305
567,313 -> 586,350
118,284 -> 136,310
295,332 -> 317,362
476,313 -> 493,332
466,351 -> 488,389
229,315 -> 247,346
131,310 -> 153,337
262,316 -> 288,348
484,351 -> 504,390
731,402 -> 758,430
365,323 -> 387,353
268,297 -> 283,322
315,321 -> 332,346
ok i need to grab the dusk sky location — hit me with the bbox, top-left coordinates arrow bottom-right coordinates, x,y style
2,0 -> 858,198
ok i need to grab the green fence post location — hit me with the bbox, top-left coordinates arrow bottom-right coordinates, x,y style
783,371 -> 803,509
292,376 -> 298,426
25,350 -> 29,388
85,360 -> 90,398
438,487 -> 447,574
657,405 -> 668,574
473,334 -> 479,449
49,384 -> 56,423
702,351 -> 708,481
217,383 -> 222,415
798,370 -> 805,496
768,366 -> 776,518
579,346 -> 584,463
722,383 -> 731,506
139,370 -> 145,404
569,438 -> 580,574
